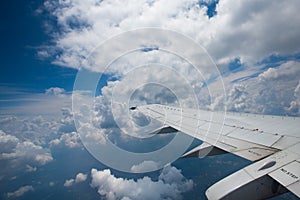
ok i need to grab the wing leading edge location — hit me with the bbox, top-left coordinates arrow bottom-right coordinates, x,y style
135,104 -> 300,199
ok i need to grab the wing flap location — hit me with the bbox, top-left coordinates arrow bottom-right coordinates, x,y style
269,160 -> 300,186
269,160 -> 300,197
206,162 -> 289,200
206,146 -> 300,199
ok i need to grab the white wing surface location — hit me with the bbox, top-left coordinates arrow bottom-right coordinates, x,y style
135,104 -> 300,199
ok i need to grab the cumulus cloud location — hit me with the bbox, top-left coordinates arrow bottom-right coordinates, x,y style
59,107 -> 76,132
258,61 -> 300,81
0,130 -> 53,166
64,172 -> 88,187
0,107 -> 77,148
91,165 -> 193,200
253,62 -> 300,115
35,153 -> 53,165
0,115 -> 62,145
0,110 -> 85,183
43,0 -> 300,68
75,173 -> 88,183
45,87 -> 66,96
49,132 -> 81,148
0,130 -> 19,153
226,84 -> 249,112
211,61 -> 300,115
6,185 -> 34,198
49,138 -> 60,146
64,179 -> 75,187
285,80 -> 300,115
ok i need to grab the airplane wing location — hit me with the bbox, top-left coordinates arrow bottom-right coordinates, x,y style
134,104 -> 300,200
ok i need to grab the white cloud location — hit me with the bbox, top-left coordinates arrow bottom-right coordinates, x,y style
75,173 -> 88,183
258,61 -> 300,81
91,165 -> 193,200
64,179 -> 75,187
0,116 -> 66,179
45,87 -> 66,96
43,0 -> 300,68
0,130 -> 18,153
6,185 -> 34,198
284,79 -> 300,115
295,81 -> 300,94
0,115 -> 61,145
64,172 -> 88,187
41,0 -> 300,121
25,164 -> 37,172
49,132 -> 81,148
49,138 -> 60,146
131,161 -> 160,173
0,130 -> 53,167
61,132 -> 81,148
211,0 -> 300,64
201,0 -> 218,4
35,153 -> 53,165
212,61 -> 300,115
226,84 -> 249,112
286,100 -> 299,115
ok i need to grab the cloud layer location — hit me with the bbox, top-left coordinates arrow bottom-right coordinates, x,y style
0,86 -> 71,115
0,130 -> 53,167
0,106 -> 82,181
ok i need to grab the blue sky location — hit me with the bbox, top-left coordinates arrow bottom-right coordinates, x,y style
0,0 -> 74,91
0,0 -> 77,115
0,0 -> 300,199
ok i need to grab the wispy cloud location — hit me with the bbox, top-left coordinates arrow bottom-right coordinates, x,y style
6,185 -> 34,198
0,86 -> 71,115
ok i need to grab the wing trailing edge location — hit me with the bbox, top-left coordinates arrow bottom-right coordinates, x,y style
206,144 -> 299,199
